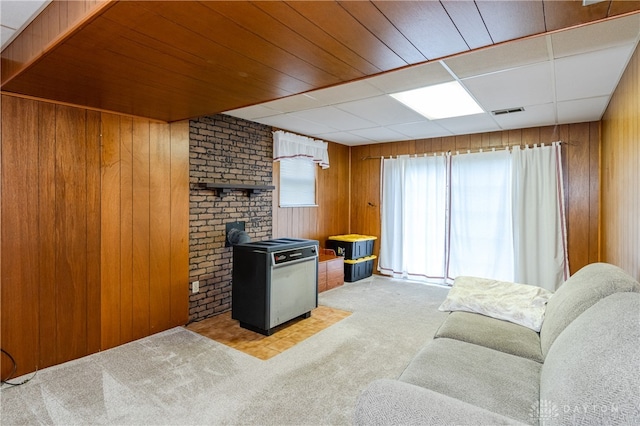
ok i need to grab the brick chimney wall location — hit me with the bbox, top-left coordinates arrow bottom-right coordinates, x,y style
189,114 -> 273,322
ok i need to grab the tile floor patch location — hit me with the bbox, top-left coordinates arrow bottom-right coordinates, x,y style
185,306 -> 352,360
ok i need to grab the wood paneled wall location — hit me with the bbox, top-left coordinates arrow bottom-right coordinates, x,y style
350,124 -> 600,276
99,114 -> 189,350
601,44 -> 640,280
273,142 -> 350,245
1,95 -> 189,378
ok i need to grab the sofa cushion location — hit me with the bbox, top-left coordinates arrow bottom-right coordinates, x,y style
435,311 -> 543,362
540,293 -> 640,425
354,379 -> 526,426
438,276 -> 552,331
399,338 -> 541,424
540,263 -> 640,357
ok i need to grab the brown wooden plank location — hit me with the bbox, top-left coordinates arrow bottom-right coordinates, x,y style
566,124 -> 591,274
101,2 -> 314,92
119,117 -> 134,344
170,121 -> 190,327
521,127 -> 540,146
254,1 -> 381,75
600,44 -> 639,279
100,113 -> 121,350
337,1 -> 426,64
131,118 -> 151,340
37,102 -> 58,369
149,122 -> 172,333
54,105 -> 88,363
208,1 -> 368,81
286,1 -> 406,70
78,17 -> 303,104
157,1 -> 341,87
588,122 -> 600,264
476,1 -> 545,43
374,0 -> 470,60
1,96 -> 40,377
608,1 -> 640,16
441,1 -> 493,49
85,109 -> 102,355
543,0 -> 609,32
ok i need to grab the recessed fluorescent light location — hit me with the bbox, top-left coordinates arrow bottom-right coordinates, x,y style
390,81 -> 484,120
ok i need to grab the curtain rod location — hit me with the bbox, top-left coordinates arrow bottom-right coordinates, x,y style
360,140 -> 571,160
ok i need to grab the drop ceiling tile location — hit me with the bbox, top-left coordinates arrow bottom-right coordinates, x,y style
463,61 -> 554,112
224,104 -> 284,120
315,132 -> 374,145
492,103 -> 556,130
0,0 -> 50,48
258,93 -> 322,113
1,27 -> 15,46
304,80 -> 383,105
557,96 -> 609,123
366,61 -> 453,93
551,14 -> 640,58
555,44 -> 635,102
335,95 -> 427,126
387,120 -> 452,139
349,127 -> 409,143
444,36 -> 550,79
289,106 -> 376,131
436,113 -> 501,135
0,0 -> 49,28
254,114 -> 336,136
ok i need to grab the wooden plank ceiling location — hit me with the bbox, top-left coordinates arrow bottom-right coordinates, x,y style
2,0 -> 640,122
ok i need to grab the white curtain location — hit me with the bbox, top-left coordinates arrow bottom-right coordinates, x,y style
511,143 -> 569,290
447,149 -> 514,282
273,130 -> 329,169
379,143 -> 569,290
379,155 -> 447,282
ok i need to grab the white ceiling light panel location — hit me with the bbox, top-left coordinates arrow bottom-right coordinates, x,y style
391,81 -> 484,120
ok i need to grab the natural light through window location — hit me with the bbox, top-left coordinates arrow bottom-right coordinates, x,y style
390,81 -> 484,120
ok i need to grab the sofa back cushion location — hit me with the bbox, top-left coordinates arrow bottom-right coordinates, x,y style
539,292 -> 640,425
540,263 -> 640,357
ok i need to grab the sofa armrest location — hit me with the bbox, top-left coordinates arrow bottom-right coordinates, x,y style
354,379 -> 526,426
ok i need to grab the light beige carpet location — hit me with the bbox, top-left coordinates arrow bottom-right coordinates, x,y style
1,276 -> 450,425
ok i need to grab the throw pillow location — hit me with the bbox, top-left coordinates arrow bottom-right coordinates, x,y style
438,276 -> 553,332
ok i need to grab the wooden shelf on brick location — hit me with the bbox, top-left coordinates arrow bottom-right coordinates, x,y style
199,182 -> 275,197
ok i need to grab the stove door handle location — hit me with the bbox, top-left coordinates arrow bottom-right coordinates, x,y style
271,255 -> 318,268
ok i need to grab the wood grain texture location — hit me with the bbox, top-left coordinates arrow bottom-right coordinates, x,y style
54,105 -> 88,363
131,119 -> 151,340
601,44 -> 639,280
119,117 -> 134,344
86,109 -> 102,354
350,124 -> 600,276
37,102 -> 58,369
100,113 -> 122,350
149,122 -> 173,333
1,95 -> 191,376
5,1 -> 638,122
170,120 -> 190,327
1,96 -> 40,378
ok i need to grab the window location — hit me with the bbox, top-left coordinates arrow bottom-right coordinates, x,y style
378,144 -> 568,290
279,157 -> 317,207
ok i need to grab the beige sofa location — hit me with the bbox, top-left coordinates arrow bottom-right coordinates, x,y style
354,263 -> 640,425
